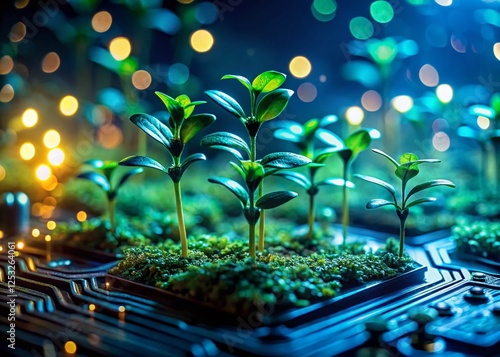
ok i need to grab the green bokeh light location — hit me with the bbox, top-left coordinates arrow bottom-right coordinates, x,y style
370,1 -> 394,24
350,17 -> 374,40
313,0 -> 337,15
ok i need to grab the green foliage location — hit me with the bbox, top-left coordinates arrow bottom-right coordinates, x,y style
452,220 -> 500,261
355,149 -> 455,257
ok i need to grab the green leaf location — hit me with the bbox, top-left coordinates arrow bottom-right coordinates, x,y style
180,153 -> 206,177
405,197 -> 437,209
175,94 -> 193,118
201,132 -> 250,158
355,174 -> 396,197
366,199 -> 397,209
316,129 -> 344,149
155,92 -> 185,127
372,148 -> 400,168
77,172 -> 110,192
180,113 -> 216,144
314,148 -> 340,163
274,172 -> 311,190
303,119 -> 320,137
255,190 -> 298,209
337,148 -> 353,164
116,168 -> 143,191
230,161 -> 246,180
345,130 -> 371,159
210,145 -> 244,161
208,177 -> 249,206
406,179 -> 455,200
222,74 -> 252,93
252,70 -> 286,94
395,153 -> 420,183
490,93 -> 500,115
241,161 -> 265,191
273,128 -> 302,143
256,89 -> 294,122
260,152 -> 311,169
317,178 -> 355,188
130,113 -> 173,149
205,90 -> 246,120
119,155 -> 168,174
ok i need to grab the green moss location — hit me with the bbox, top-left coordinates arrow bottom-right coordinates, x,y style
452,219 -> 500,261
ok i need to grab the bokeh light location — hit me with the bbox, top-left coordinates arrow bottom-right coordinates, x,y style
350,17 -> 373,40
195,2 -> 218,24
477,116 -> 490,129
32,229 -> 40,238
10,22 -> 26,42
436,84 -> 453,103
370,1 -> 394,24
493,43 -> 500,61
22,108 -> 38,127
311,0 -> 337,21
36,165 -> 52,181
190,30 -> 214,53
361,90 -> 382,112
419,64 -> 439,87
432,118 -> 449,133
77,211 -> 87,222
392,95 -> 414,113
48,148 -> 65,166
64,341 -> 77,354
43,130 -> 61,148
109,37 -> 131,60
20,142 -> 35,160
98,124 -> 123,149
435,0 -> 452,6
15,0 -> 29,9
41,175 -> 58,191
168,63 -> 190,85
297,82 -> 317,102
132,70 -> 152,90
0,55 -> 14,75
59,95 -> 79,116
0,165 -> 5,181
0,84 -> 14,103
289,56 -> 312,78
432,131 -> 450,152
92,11 -> 112,33
345,106 -> 364,125
47,221 -> 56,230
42,52 -> 61,73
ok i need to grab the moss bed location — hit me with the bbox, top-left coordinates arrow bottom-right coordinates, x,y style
452,219 -> 500,261
109,236 -> 415,315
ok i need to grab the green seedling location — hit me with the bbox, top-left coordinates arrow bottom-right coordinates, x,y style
355,149 -> 455,257
119,92 -> 216,257
273,116 -> 355,239
77,160 -> 143,233
205,70 -> 293,250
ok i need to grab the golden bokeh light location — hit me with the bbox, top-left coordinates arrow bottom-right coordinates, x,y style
0,165 -> 5,181
48,148 -> 65,166
42,52 -> 61,73
43,130 -> 61,148
494,43 -> 500,61
77,211 -> 87,222
0,84 -> 15,103
190,30 -> 214,53
32,228 -> 40,238
118,306 -> 126,313
45,235 -> 51,242
22,108 -> 38,127
20,142 -> 35,160
345,106 -> 365,125
0,231 -> 3,239
477,116 -> 490,130
92,11 -> 112,33
0,55 -> 14,75
64,341 -> 77,354
392,95 -> 414,113
17,241 -> 25,250
289,56 -> 312,78
15,0 -> 29,9
36,165 -> 52,181
41,175 -> 58,191
98,124 -> 123,149
361,90 -> 382,112
59,95 -> 79,116
109,37 -> 131,61
10,22 -> 26,42
47,221 -> 56,230
132,70 -> 152,90
89,304 -> 96,311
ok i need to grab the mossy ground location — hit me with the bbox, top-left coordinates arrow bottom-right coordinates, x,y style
452,219 -> 500,261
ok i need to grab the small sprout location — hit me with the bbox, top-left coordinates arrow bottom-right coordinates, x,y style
120,92 -> 216,257
355,149 -> 456,257
77,160 -> 143,233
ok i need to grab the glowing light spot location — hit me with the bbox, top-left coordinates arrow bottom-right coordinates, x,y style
15,0 -> 29,9
432,131 -> 450,152
17,241 -> 25,249
64,341 -> 77,354
59,95 -> 79,116
0,231 -> 3,239
477,116 -> 490,129
450,33 -> 466,53
36,165 -> 52,181
297,82 -> 317,102
370,1 -> 394,24
41,176 -> 58,191
361,90 -> 382,112
44,197 -> 57,207
0,166 -> 5,181
48,148 -> 65,166
432,118 -> 449,133
20,142 -> 35,160
350,17 -> 373,40
0,246 -> 2,252
47,221 -> 56,230
42,52 -> 61,73
97,124 -> 122,149
494,43 -> 500,61
43,130 -> 61,148
392,95 -> 414,113
346,106 -> 365,125
92,11 -> 112,33
118,306 -> 126,312
10,22 -> 26,42
0,55 -> 14,75
131,70 -> 152,90
436,84 -> 453,103
32,229 -> 40,238
419,64 -> 439,87
0,84 -> 14,103
289,56 -> 312,78
319,74 -> 327,82
22,108 -> 38,127
109,37 -> 131,61
89,304 -> 96,311
77,211 -> 87,222
435,0 -> 452,6
190,30 -> 214,53
92,105 -> 113,126
168,63 -> 190,85
369,129 -> 381,139
45,235 -> 52,242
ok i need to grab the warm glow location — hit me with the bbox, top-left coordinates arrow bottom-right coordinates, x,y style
0,166 -> 5,181
477,116 -> 490,130
10,22 -> 26,42
45,235 -> 51,242
42,52 -> 61,73
494,43 -> 500,61
17,241 -> 25,250
15,0 -> 29,9
77,211 -> 87,222
289,56 -> 312,78
118,306 -> 126,313
392,95 -> 414,113
22,108 -> 38,127
48,148 -> 65,166
98,124 -> 123,149
432,131 -> 450,152
345,106 -> 365,125
36,165 -> 52,181
89,304 -> 96,311
0,84 -> 15,103
41,175 -> 58,191
361,90 -> 382,112
0,55 -> 14,75
419,64 -> 439,87
0,231 -> 3,239
43,130 -> 61,148
32,229 -> 40,238
92,11 -> 112,33
109,37 -> 132,61
131,70 -> 152,90
47,221 -> 56,230
20,142 -> 35,160
436,84 -> 453,103
64,341 -> 77,354
190,30 -> 214,52
59,95 -> 79,116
